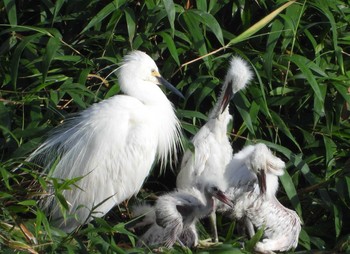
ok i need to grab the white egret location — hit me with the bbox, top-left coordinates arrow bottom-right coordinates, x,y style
29,50 -> 183,232
132,176 -> 233,248
219,144 -> 301,253
176,56 -> 253,241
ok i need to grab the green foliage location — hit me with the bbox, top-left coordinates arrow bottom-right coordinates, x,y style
1,0 -> 350,253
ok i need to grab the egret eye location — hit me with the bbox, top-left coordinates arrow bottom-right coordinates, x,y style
151,69 -> 159,76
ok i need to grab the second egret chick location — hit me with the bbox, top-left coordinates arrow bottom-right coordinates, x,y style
134,177 -> 233,248
176,56 -> 253,241
219,144 -> 301,253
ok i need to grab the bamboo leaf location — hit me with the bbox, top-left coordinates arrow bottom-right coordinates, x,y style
42,37 -> 61,83
181,11 -> 208,59
3,0 -> 17,26
228,1 -> 296,46
80,2 -> 118,33
270,110 -> 301,151
245,226 -> 265,252
124,7 -> 136,47
289,54 -> 324,103
280,169 -> 303,217
52,0 -> 65,25
10,33 -> 43,89
159,31 -> 180,65
192,9 -> 224,46
162,0 -> 176,37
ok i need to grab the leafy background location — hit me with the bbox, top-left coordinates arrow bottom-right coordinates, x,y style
1,0 -> 350,253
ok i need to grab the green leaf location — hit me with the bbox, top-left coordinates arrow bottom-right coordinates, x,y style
270,110 -> 301,151
0,125 -> 20,146
191,9 -> 224,46
181,10 -> 208,60
159,31 -> 180,65
333,204 -> 342,238
298,228 -> 311,250
80,2 -> 118,33
42,36 -> 61,83
3,0 -> 17,26
279,169 -> 302,217
228,1 -> 296,45
10,33 -> 43,89
245,226 -> 264,252
56,192 -> 69,210
18,200 -> 37,206
162,0 -> 176,37
177,109 -> 208,121
289,54 -> 324,105
52,0 -> 65,25
323,136 -> 337,172
264,19 -> 283,81
124,7 -> 136,47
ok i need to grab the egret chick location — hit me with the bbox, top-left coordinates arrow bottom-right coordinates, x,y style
176,56 -> 253,241
30,51 -> 183,232
133,177 -> 233,248
219,144 -> 301,253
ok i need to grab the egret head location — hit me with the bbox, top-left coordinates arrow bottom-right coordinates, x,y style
205,184 -> 233,208
118,51 -> 184,99
247,143 -> 285,194
198,176 -> 233,207
221,56 -> 253,112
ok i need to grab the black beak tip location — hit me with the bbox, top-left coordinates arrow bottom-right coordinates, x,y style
216,191 -> 234,208
157,76 -> 185,100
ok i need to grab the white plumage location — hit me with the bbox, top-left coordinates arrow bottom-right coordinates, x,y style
132,176 -> 233,248
176,56 -> 253,241
176,56 -> 253,189
30,51 -> 183,232
219,143 -> 301,253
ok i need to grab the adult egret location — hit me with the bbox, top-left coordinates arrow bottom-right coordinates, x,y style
132,176 -> 233,248
176,56 -> 253,241
219,144 -> 301,253
30,50 -> 183,232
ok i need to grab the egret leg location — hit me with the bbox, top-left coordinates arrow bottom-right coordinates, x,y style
209,210 -> 219,242
177,237 -> 185,247
245,218 -> 255,238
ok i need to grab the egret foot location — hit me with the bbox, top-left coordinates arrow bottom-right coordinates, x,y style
197,238 -> 222,248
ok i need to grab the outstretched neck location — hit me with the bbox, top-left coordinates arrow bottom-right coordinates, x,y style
208,81 -> 229,119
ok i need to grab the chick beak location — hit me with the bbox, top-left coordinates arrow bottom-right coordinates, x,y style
157,76 -> 185,99
220,81 -> 233,113
214,190 -> 233,208
257,170 -> 267,194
